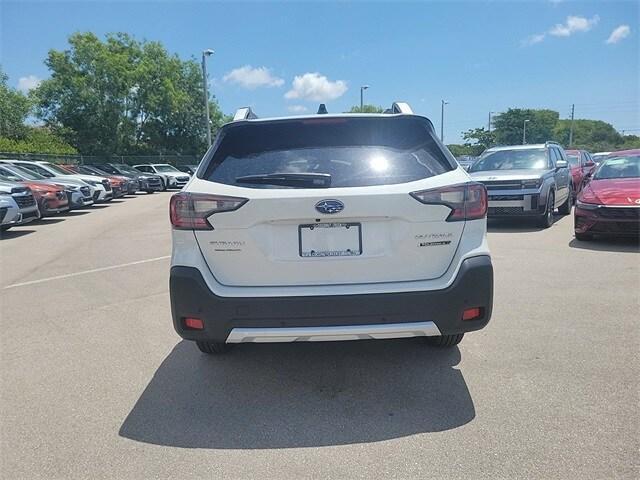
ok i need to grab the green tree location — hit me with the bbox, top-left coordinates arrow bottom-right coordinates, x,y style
33,32 -> 227,155
0,127 -> 77,155
347,104 -> 384,113
492,108 -> 559,145
447,144 -> 479,157
553,119 -> 624,151
0,67 -> 32,139
619,134 -> 640,150
461,127 -> 495,155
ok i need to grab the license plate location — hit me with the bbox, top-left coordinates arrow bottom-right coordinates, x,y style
299,223 -> 362,257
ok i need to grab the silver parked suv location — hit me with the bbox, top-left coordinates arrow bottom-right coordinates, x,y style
469,142 -> 572,228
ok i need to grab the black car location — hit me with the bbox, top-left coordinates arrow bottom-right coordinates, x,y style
87,163 -> 163,193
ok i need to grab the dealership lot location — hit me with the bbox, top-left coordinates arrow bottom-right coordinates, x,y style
1,192 -> 638,479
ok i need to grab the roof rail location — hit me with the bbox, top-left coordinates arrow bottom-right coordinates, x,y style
233,106 -> 258,121
545,141 -> 562,147
383,102 -> 414,115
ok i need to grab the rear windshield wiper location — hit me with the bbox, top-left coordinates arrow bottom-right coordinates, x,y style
235,173 -> 331,188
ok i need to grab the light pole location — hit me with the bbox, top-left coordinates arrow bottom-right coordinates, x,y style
522,119 -> 530,145
488,111 -> 495,133
201,49 -> 214,147
440,100 -> 449,142
360,85 -> 369,111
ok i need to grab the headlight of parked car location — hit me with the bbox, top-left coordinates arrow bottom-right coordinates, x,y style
576,200 -> 599,210
521,179 -> 541,189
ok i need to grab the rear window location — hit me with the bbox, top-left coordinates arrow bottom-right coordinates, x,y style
204,117 -> 453,188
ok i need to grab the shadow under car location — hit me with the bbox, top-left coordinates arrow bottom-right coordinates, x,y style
119,339 -> 475,449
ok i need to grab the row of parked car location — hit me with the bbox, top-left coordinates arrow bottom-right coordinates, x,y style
0,160 -> 198,231
459,145 -> 640,240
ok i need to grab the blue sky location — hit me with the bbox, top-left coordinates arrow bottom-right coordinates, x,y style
1,0 -> 638,142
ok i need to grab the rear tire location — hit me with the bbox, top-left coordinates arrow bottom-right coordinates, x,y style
145,190 -> 155,194
558,190 -> 571,215
538,191 -> 555,228
575,232 -> 593,241
196,341 -> 233,354
425,333 -> 464,347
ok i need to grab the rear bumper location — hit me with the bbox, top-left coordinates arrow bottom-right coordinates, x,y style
170,256 -> 493,343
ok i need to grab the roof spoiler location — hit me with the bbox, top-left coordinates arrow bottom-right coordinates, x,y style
233,106 -> 258,121
383,102 -> 414,114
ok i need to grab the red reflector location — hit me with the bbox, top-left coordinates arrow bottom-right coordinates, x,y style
184,317 -> 204,330
462,307 -> 482,321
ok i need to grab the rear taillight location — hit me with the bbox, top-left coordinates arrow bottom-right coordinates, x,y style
410,183 -> 487,221
169,192 -> 248,230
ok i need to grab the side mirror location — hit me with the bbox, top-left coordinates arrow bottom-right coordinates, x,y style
584,161 -> 595,168
556,160 -> 568,169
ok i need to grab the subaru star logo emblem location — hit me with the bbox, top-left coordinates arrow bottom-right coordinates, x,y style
315,199 -> 344,214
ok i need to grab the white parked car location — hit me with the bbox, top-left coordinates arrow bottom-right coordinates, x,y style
0,181 -> 40,230
0,193 -> 21,231
133,164 -> 190,190
169,103 -> 493,354
1,160 -> 112,202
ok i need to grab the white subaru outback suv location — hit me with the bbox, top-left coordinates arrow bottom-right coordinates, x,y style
170,103 -> 493,354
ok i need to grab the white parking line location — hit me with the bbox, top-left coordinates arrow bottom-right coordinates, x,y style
3,256 -> 171,290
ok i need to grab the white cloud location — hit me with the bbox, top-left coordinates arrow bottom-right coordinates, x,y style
284,72 -> 347,102
287,105 -> 308,113
222,65 -> 284,89
606,25 -> 631,44
522,33 -> 547,46
549,15 -> 600,37
524,14 -> 600,46
17,75 -> 42,93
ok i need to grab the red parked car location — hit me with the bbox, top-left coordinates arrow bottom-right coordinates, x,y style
574,149 -> 640,241
0,173 -> 69,216
564,149 -> 597,201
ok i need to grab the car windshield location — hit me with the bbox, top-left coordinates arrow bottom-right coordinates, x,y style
154,164 -> 180,173
594,156 -> 640,180
205,117 -> 452,188
0,165 -> 32,180
10,165 -> 46,180
115,165 -> 138,174
471,149 -> 548,172
565,152 -> 580,167
0,174 -> 17,183
46,163 -> 76,175
80,166 -> 102,175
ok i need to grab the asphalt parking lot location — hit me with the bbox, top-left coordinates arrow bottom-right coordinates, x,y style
1,192 -> 638,480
